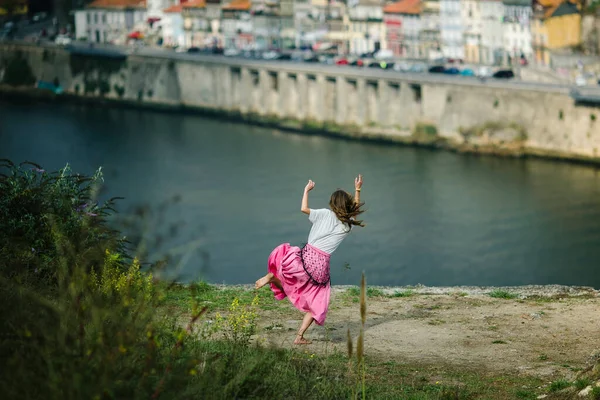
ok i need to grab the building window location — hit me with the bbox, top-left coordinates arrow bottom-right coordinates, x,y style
102,14 -> 106,23
94,13 -> 98,24
87,13 -> 90,24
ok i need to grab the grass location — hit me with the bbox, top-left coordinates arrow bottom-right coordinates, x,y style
592,386 -> 600,399
549,379 -> 571,392
488,290 -> 518,299
539,354 -> 549,361
575,377 -> 591,390
392,289 -> 416,298
492,340 -> 507,344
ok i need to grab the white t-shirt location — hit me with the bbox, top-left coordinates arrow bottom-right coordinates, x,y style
307,208 -> 351,254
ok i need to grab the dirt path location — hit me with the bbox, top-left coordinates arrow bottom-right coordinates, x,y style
257,286 -> 600,379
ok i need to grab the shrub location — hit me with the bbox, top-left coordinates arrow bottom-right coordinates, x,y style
215,295 -> 259,345
0,160 -> 124,284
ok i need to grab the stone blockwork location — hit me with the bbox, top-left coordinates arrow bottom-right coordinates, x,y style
1,43 -> 600,162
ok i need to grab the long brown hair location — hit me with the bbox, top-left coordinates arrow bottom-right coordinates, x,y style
329,189 -> 365,229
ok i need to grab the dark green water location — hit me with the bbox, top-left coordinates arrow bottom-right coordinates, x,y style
2,100 -> 600,287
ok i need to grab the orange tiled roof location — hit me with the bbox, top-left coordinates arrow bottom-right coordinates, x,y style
383,0 -> 421,15
182,0 -> 206,8
537,0 -> 580,19
222,0 -> 251,11
164,3 -> 183,12
88,0 -> 146,9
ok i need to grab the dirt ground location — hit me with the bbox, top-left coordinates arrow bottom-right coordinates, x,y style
256,285 -> 600,380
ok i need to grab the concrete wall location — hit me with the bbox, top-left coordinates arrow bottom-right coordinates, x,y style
1,42 -> 600,162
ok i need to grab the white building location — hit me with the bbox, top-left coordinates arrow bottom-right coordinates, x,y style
440,0 -> 463,59
461,0 -> 482,63
347,0 -> 385,55
147,0 -> 176,20
162,3 -> 185,47
221,0 -> 253,49
480,0 -> 504,65
502,0 -> 532,62
383,0 -> 422,58
74,0 -> 146,44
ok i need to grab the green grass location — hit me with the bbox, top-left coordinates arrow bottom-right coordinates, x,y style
161,281 -> 283,312
392,289 -> 415,298
492,340 -> 507,344
488,290 -> 518,299
515,388 -> 537,399
539,354 -> 549,361
549,379 -> 571,392
366,287 -> 386,297
591,386 -> 600,399
575,377 -> 591,390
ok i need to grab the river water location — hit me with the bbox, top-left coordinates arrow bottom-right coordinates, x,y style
2,100 -> 600,288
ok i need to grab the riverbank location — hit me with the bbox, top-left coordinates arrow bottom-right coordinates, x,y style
3,84 -> 600,169
165,283 -> 600,399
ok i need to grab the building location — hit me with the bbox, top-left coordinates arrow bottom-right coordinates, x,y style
502,0 -> 532,64
162,3 -> 185,47
221,0 -> 253,49
462,0 -> 483,63
74,0 -> 147,44
480,0 -> 504,65
182,0 -> 223,49
252,0 -> 283,50
383,0 -> 422,58
419,0 -> 441,60
440,0 -> 463,59
532,0 -> 581,65
347,0 -> 385,55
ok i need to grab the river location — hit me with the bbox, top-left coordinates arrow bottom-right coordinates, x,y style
2,100 -> 600,288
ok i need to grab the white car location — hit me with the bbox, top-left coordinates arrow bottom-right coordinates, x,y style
393,61 -> 411,72
575,75 -> 587,87
374,49 -> 394,60
55,35 -> 71,46
477,66 -> 493,78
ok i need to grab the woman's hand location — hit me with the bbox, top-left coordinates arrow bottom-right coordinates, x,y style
305,179 -> 315,192
354,174 -> 363,190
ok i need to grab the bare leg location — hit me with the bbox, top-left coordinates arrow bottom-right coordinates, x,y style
294,312 -> 314,345
255,272 -> 274,289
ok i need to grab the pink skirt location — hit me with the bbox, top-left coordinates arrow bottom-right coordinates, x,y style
268,243 -> 331,325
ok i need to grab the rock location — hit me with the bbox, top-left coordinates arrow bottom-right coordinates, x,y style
537,395 -> 547,399
578,385 -> 592,397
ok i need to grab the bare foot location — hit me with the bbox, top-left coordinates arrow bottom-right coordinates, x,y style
294,336 -> 312,345
255,275 -> 271,290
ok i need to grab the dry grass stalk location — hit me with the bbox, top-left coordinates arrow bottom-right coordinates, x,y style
360,273 -> 366,325
347,327 -> 353,359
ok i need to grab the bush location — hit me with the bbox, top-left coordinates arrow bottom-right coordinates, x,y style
2,54 -> 36,86
0,160 -> 125,284
0,160 -> 351,399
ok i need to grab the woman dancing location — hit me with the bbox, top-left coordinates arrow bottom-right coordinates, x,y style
255,175 -> 365,344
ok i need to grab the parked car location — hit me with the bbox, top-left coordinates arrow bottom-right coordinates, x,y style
349,58 -> 364,67
303,54 -> 320,63
477,66 -> 493,78
393,61 -> 411,72
373,49 -> 394,60
262,51 -> 280,60
368,60 -> 393,69
224,48 -> 240,57
55,35 -> 71,46
409,63 -> 427,73
492,69 -> 515,79
335,57 -> 349,65
428,65 -> 445,74
444,67 -> 460,75
575,75 -> 587,86
186,47 -> 201,53
460,68 -> 475,77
